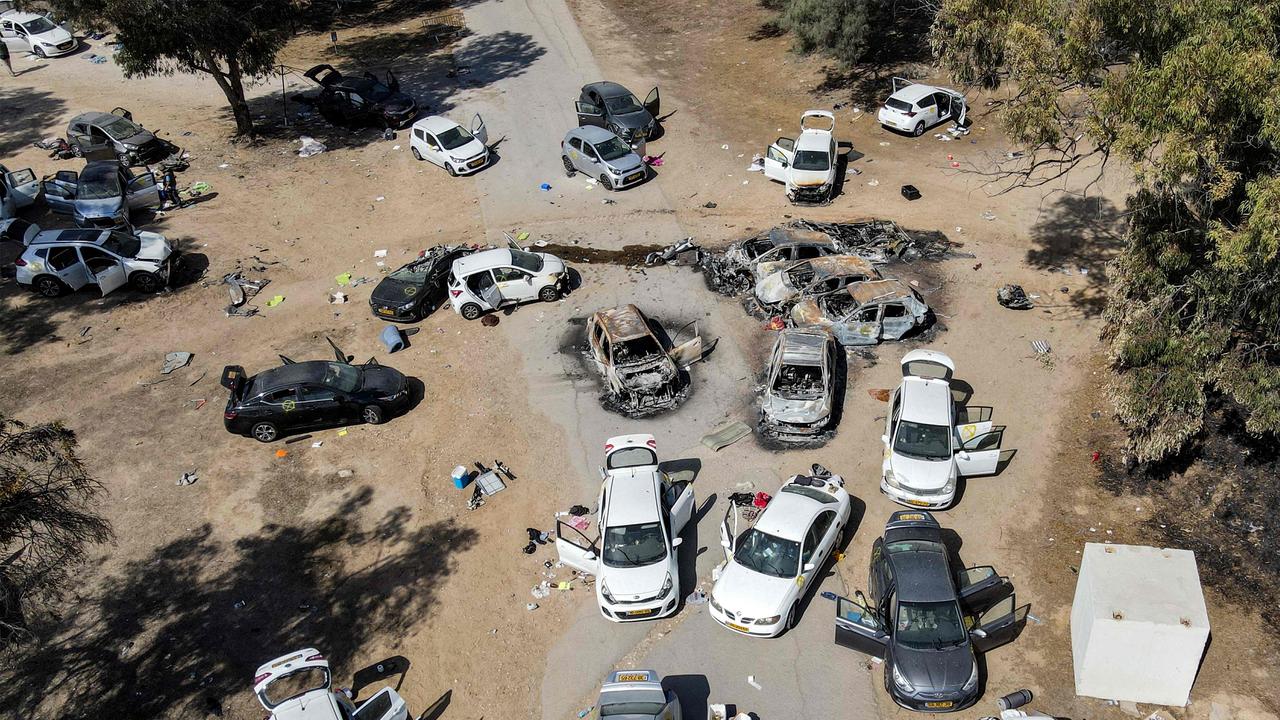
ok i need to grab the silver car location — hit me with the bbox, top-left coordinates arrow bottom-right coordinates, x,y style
594,670 -> 682,720
41,160 -> 161,229
760,328 -> 839,439
561,126 -> 647,190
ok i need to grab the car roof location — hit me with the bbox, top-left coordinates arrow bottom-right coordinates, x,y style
797,255 -> 876,279
593,304 -> 653,342
899,375 -> 952,425
778,328 -> 829,365
571,125 -> 619,144
765,226 -> 833,248
848,279 -> 917,305
70,111 -> 119,126
2,11 -> 44,21
888,546 -> 956,603
584,81 -> 632,98
604,469 -> 662,526
754,489 -> 826,541
890,83 -> 942,103
250,361 -> 337,393
28,228 -> 110,247
452,248 -> 512,276
414,116 -> 461,134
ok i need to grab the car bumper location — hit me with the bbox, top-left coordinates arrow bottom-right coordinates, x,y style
41,41 -> 79,57
888,686 -> 979,713
788,184 -> 832,205
708,602 -> 784,637
880,476 -> 955,510
600,594 -> 677,622
761,416 -> 829,438
370,303 -> 420,322
611,169 -> 647,189
452,151 -> 490,175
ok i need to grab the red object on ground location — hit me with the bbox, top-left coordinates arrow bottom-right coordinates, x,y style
1091,451 -> 1101,463
765,317 -> 785,331
753,492 -> 772,509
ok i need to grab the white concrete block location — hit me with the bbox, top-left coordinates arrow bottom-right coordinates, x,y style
1071,543 -> 1210,706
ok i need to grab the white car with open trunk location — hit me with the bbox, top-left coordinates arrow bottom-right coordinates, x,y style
253,649 -> 408,720
762,110 -> 839,205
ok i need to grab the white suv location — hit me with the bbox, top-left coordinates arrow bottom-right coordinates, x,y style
15,225 -> 173,297
555,433 -> 695,622
877,78 -> 967,136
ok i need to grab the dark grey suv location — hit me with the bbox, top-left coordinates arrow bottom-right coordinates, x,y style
830,511 -> 1028,712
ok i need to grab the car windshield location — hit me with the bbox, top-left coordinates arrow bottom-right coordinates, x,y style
436,126 -> 475,150
886,98 -> 913,112
894,420 -> 951,461
792,150 -> 830,171
509,249 -> 544,272
353,79 -> 394,103
604,93 -> 644,115
601,701 -> 666,716
896,600 -> 968,650
606,446 -> 657,470
261,668 -> 329,707
23,17 -> 57,33
78,170 -> 121,200
602,522 -> 667,568
389,261 -> 432,282
320,362 -> 361,393
102,117 -> 143,139
594,137 -> 633,162
102,232 -> 141,258
733,529 -> 800,578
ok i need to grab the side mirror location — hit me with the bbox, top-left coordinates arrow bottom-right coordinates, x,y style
720,539 -> 732,549
881,435 -> 890,445
803,562 -> 816,572
672,537 -> 683,547
957,450 -> 971,460
585,552 -> 597,561
525,275 -> 533,283
971,628 -> 988,639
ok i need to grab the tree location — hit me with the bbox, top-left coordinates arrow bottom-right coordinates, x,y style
776,0 -> 930,68
930,0 -> 1280,461
50,0 -> 297,136
0,415 -> 111,641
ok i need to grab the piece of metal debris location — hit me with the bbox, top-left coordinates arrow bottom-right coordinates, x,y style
161,351 -> 193,374
701,420 -> 752,451
1031,340 -> 1052,355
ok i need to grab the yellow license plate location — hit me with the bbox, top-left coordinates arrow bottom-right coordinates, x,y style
625,609 -> 653,617
626,172 -> 644,183
727,622 -> 750,633
469,158 -> 486,168
905,499 -> 931,507
925,701 -> 954,709
616,673 -> 648,682
377,308 -> 395,315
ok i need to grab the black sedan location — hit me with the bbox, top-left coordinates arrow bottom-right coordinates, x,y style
831,511 -> 1028,712
575,81 -> 660,149
369,245 -> 473,321
221,346 -> 410,442
305,64 -> 418,129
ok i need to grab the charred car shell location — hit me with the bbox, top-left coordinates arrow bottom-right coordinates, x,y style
760,328 -> 839,439
754,254 -> 880,309
791,279 -> 931,345
587,305 -> 703,417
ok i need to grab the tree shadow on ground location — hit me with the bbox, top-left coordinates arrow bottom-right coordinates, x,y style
1026,194 -> 1125,317
808,8 -> 937,107
0,486 -> 478,718
299,0 -> 491,32
0,86 -> 68,157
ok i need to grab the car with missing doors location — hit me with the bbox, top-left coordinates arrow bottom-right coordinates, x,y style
753,254 -> 879,309
762,110 -> 839,204
586,305 -> 704,416
832,511 -> 1028,712
304,64 -> 418,129
446,247 -> 566,320
253,648 -> 409,720
555,434 -> 694,622
791,279 -> 932,346
14,225 -> 173,297
221,342 -> 410,443
42,160 -> 161,229
409,115 -> 489,175
709,468 -> 852,637
561,126 -> 648,190
575,81 -> 660,153
759,328 -> 840,440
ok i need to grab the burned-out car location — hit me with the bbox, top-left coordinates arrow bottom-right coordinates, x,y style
791,279 -> 931,345
587,305 -> 704,416
760,328 -> 840,439
731,225 -> 842,280
754,255 -> 879,309
369,245 -> 474,321
305,64 -> 418,129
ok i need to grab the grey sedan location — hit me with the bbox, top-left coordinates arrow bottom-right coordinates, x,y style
561,126 -> 647,191
42,161 -> 161,229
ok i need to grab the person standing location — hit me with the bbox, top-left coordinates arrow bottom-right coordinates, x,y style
0,40 -> 15,77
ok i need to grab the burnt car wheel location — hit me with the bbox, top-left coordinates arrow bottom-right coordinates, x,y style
411,147 -> 423,161
460,303 -> 483,321
912,121 -> 925,137
363,405 -> 385,425
34,276 -> 65,297
562,156 -> 576,177
130,271 -> 163,293
251,422 -> 279,443
599,174 -> 614,190
538,286 -> 559,303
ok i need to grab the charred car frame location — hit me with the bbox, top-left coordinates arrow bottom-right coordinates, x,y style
760,328 -> 840,440
587,305 -> 704,416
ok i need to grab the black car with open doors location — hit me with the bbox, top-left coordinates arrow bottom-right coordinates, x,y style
304,64 -> 418,129
830,511 -> 1028,712
222,340 -> 411,443
368,245 -> 474,322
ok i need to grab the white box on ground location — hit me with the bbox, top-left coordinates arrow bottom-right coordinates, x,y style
1071,543 -> 1210,706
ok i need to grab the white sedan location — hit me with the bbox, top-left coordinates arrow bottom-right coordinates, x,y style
762,110 -> 839,204
0,11 -> 77,58
555,433 -> 694,621
709,469 -> 851,637
880,349 -> 1008,509
409,114 -> 490,176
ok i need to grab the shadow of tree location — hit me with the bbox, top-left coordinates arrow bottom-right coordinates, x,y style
0,486 -> 477,717
1027,194 -> 1125,317
807,7 -> 937,107
299,0 -> 490,32
0,86 -> 69,157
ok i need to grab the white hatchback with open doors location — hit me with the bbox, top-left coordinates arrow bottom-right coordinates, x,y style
253,649 -> 408,720
763,110 -> 839,204
409,114 -> 489,176
555,434 -> 694,622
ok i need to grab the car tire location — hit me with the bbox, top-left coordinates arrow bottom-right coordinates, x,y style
460,303 -> 483,321
362,405 -> 385,425
599,174 -> 614,190
446,163 -> 457,177
251,422 -> 278,443
562,156 -> 576,177
411,147 -> 423,161
33,46 -> 46,59
130,271 -> 163,293
33,276 -> 66,297
913,121 -> 925,137
538,285 -> 560,303
785,603 -> 799,631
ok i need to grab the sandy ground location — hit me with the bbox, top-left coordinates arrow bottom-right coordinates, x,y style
0,0 -> 1276,719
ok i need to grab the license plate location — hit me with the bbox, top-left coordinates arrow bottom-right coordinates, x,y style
616,673 -> 649,682
377,308 -> 395,315
905,499 -> 931,507
925,701 -> 954,709
625,172 -> 644,183
726,622 -> 750,633
468,157 -> 486,168
625,609 -> 654,617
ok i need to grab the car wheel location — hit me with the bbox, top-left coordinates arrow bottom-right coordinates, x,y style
34,276 -> 65,297
538,285 -> 560,303
71,144 -> 84,158
562,156 -> 576,177
913,121 -> 925,137
599,174 -> 614,190
446,163 -> 457,177
33,46 -> 45,58
130,271 -> 163,293
362,405 -> 385,425
411,147 -> 423,161
251,422 -> 278,443
460,303 -> 483,321
785,603 -> 799,631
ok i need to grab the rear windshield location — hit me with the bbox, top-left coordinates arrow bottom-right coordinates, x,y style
885,98 -> 913,112
260,668 -> 329,708
607,446 -> 657,469
601,702 -> 666,716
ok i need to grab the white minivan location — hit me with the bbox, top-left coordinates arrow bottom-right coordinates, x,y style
447,247 -> 566,320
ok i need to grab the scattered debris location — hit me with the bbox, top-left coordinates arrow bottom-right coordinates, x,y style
900,184 -> 921,201
176,471 -> 198,486
702,420 -> 752,451
644,238 -> 699,267
161,351 -> 193,375
997,284 -> 1034,310
330,292 -> 348,304
297,136 -> 327,157
746,676 -> 762,690
265,295 -> 286,308
1031,340 -> 1052,355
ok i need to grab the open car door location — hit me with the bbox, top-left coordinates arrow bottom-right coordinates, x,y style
956,427 -> 1005,477
126,171 -> 162,209
95,261 -> 128,297
956,566 -> 1013,614
664,480 -> 695,536
718,506 -> 736,562
471,114 -> 489,145
42,170 -> 78,214
763,138 -> 794,183
891,76 -> 913,94
668,320 -> 703,368
555,520 -> 601,575
351,687 -> 410,720
834,594 -> 888,658
970,595 -> 1029,653
5,168 -> 40,209
643,87 -> 661,117
110,107 -> 133,121
954,418 -> 994,447
383,70 -> 400,92
576,101 -> 605,128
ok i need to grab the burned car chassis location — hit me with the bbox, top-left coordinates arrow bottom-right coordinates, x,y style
587,305 -> 703,417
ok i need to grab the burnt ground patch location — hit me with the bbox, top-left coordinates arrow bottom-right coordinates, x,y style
536,243 -> 668,267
